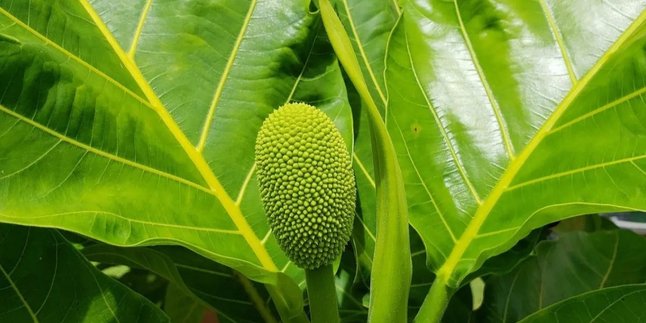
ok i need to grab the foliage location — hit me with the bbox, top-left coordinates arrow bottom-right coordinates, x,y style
0,0 -> 645,322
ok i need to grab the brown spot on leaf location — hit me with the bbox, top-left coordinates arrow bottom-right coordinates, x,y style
411,123 -> 422,135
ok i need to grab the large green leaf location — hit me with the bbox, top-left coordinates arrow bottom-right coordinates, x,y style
519,284 -> 646,323
0,1 -> 352,318
83,244 -> 277,323
0,225 -> 168,322
479,229 -> 646,322
386,0 -> 646,293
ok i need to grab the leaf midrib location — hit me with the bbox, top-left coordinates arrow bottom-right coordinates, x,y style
435,8 -> 646,286
77,0 -> 277,272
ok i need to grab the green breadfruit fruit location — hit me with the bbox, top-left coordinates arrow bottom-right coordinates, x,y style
255,102 -> 355,270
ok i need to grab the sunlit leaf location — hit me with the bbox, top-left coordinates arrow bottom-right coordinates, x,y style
0,1 -> 352,319
386,0 -> 646,288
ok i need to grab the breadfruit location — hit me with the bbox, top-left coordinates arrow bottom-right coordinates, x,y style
255,102 -> 355,270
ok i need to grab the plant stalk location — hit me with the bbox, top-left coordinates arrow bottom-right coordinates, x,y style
305,264 -> 340,323
414,279 -> 452,323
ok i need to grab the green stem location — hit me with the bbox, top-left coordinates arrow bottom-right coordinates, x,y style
414,279 -> 452,323
305,264 -> 340,323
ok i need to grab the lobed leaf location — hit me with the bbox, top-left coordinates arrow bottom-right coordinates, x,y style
386,0 -> 646,289
0,1 -> 353,319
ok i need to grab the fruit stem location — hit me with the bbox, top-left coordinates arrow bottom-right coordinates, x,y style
305,264 -> 340,323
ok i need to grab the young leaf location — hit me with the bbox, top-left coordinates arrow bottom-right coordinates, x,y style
319,0 -> 412,322
0,225 -> 168,322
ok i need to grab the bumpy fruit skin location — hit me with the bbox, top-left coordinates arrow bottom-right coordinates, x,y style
255,103 -> 355,270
